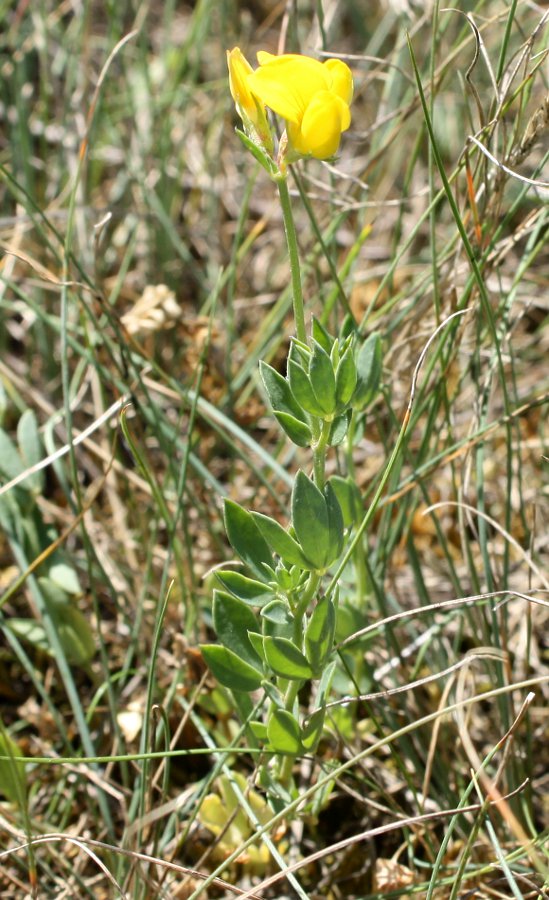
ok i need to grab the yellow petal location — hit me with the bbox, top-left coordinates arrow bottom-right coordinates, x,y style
249,53 -> 331,124
290,91 -> 350,159
256,51 -> 277,65
324,58 -> 354,105
227,47 -> 256,118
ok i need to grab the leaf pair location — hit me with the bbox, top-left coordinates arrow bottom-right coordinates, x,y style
259,360 -> 312,447
201,591 -> 263,692
266,658 -> 336,755
224,471 -> 344,576
259,329 -> 382,449
289,337 -> 356,420
260,349 -> 352,449
201,590 -> 315,692
267,707 -> 324,754
291,471 -> 343,570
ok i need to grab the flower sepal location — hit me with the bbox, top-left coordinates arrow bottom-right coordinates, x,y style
276,131 -> 341,170
236,128 -> 279,177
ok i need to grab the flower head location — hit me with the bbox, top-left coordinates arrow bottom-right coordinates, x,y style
248,52 -> 353,160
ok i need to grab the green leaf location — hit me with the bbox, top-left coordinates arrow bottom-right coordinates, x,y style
288,338 -> 310,365
198,792 -> 236,839
305,596 -> 336,675
218,771 -> 271,829
48,562 -> 81,595
17,409 -> 44,494
328,475 -> 361,528
224,500 -> 272,581
267,709 -> 303,754
287,360 -> 326,417
257,765 -> 293,805
261,600 -> 293,626
261,680 -> 285,709
309,341 -> 336,415
259,361 -> 306,421
0,429 -> 24,482
263,636 -> 313,680
249,720 -> 268,742
260,599 -> 294,639
212,591 -> 262,670
339,313 -> 358,340
312,317 -> 334,353
0,491 -> 17,535
0,729 -> 26,803
335,601 -> 364,644
328,410 -> 351,446
54,605 -> 96,665
318,659 -> 337,700
329,339 -> 340,370
291,470 -> 329,570
252,512 -> 311,569
198,686 -> 234,717
325,482 -> 344,563
215,570 -> 274,607
335,346 -> 357,408
301,706 -> 326,752
267,561 -> 305,594
273,411 -> 312,447
6,608 -> 95,666
5,618 -> 49,653
247,630 -> 266,663
201,644 -> 263,692
353,332 -> 382,409
38,577 -> 69,609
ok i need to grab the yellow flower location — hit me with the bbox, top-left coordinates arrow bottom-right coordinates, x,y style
227,48 -> 273,152
248,52 -> 353,160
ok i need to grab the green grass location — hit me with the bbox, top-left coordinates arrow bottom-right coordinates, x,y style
0,1 -> 548,898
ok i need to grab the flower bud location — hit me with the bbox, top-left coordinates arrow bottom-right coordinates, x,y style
227,47 -> 273,153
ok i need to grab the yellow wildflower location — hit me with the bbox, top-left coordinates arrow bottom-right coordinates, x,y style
248,52 -> 353,160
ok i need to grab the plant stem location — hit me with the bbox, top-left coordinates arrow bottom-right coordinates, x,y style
345,414 -> 369,602
312,419 -> 331,490
295,570 -> 321,619
274,172 -> 328,791
276,571 -> 321,789
278,681 -> 300,787
276,174 -> 307,345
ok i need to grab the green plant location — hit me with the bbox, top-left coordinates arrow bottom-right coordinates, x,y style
202,325 -> 382,789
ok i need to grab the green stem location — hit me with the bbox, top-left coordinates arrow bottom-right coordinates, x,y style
345,416 -> 369,602
276,175 -> 307,345
312,419 -> 331,490
275,571 -> 321,789
295,571 -> 322,620
278,680 -> 300,788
